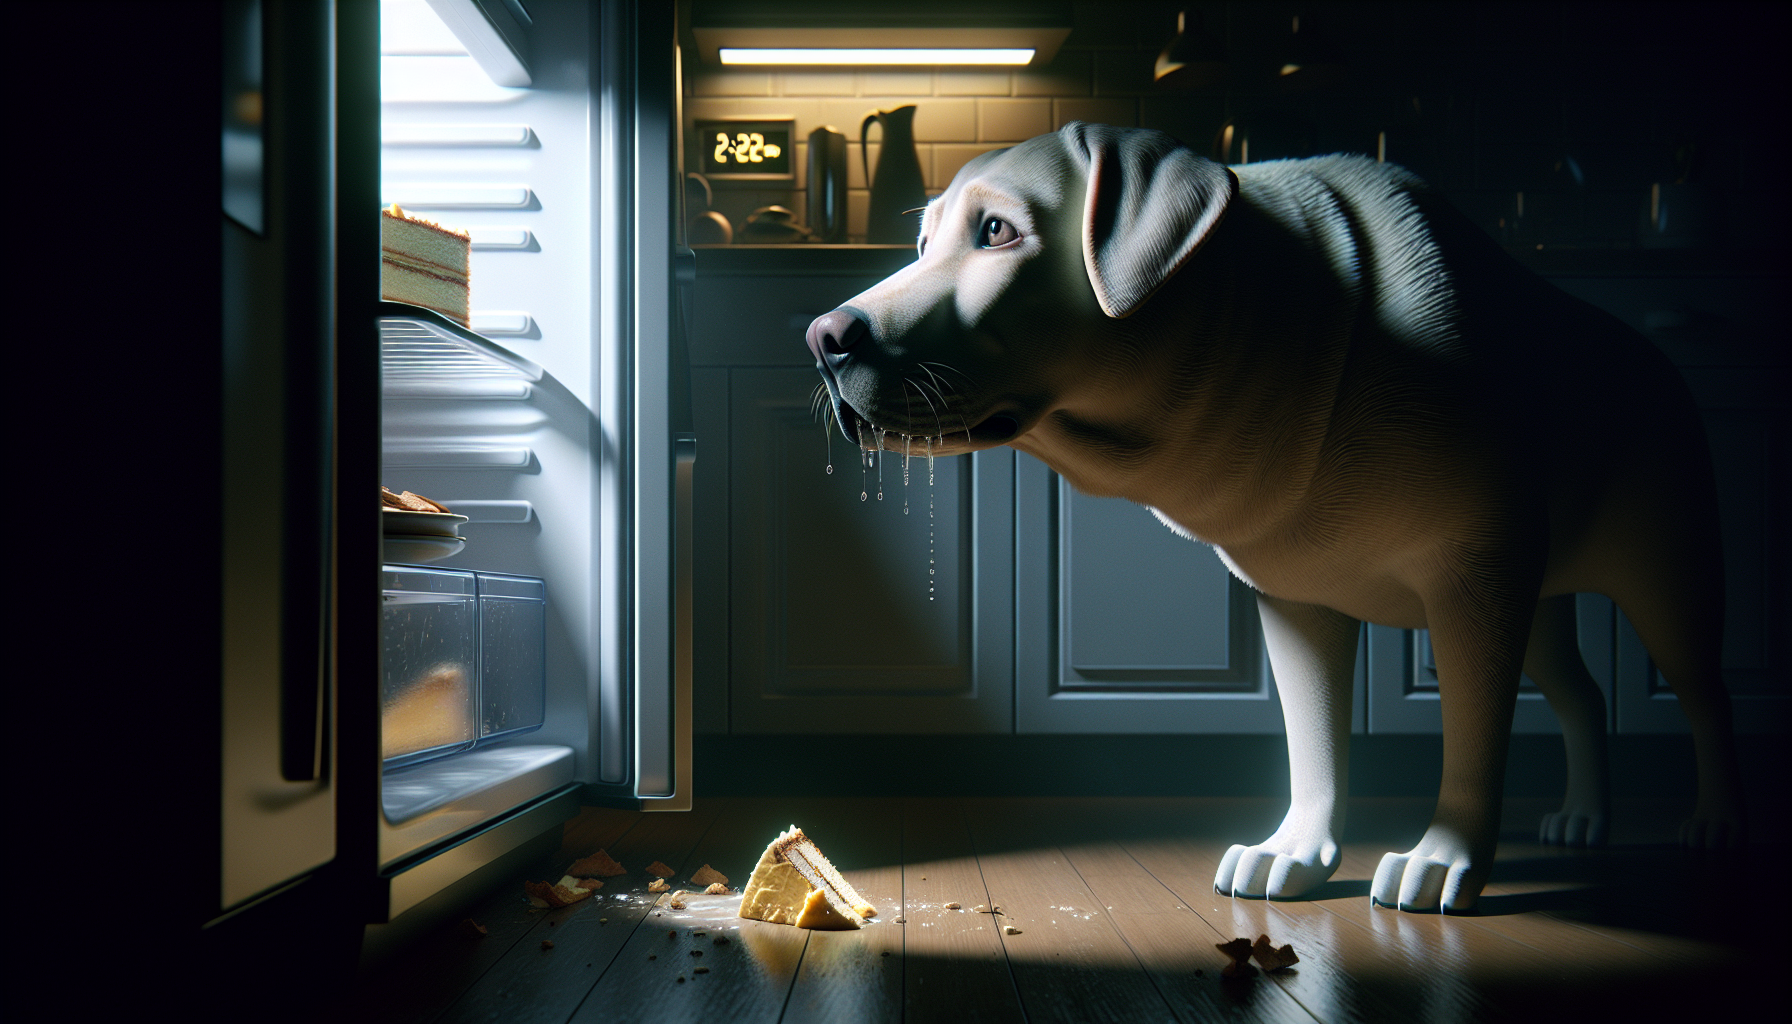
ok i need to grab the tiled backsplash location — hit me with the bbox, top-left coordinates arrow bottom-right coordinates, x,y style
681,1 -> 1781,251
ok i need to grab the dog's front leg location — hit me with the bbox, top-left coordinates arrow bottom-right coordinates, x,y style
1370,583 -> 1532,913
1215,593 -> 1358,899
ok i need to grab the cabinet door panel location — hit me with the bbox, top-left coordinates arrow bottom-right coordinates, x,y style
729,368 -> 1013,732
1015,453 -> 1290,733
1064,490 -> 1238,675
1364,597 -> 1616,735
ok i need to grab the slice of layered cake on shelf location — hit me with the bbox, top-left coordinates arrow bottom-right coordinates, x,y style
380,203 -> 471,326
738,825 -> 878,930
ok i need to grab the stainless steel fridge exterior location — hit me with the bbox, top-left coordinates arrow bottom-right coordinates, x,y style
218,0 -> 690,1013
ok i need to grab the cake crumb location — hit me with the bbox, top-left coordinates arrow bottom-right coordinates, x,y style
1251,935 -> 1299,972
540,940 -> 554,950
893,917 -> 906,924
524,879 -> 593,909
690,950 -> 703,958
676,976 -> 685,983
691,864 -> 730,888
944,902 -> 961,910
646,860 -> 676,878
705,883 -> 732,895
648,878 -> 671,893
694,966 -> 709,974
1004,925 -> 1022,935
458,918 -> 487,938
568,848 -> 628,877
1216,937 -> 1257,978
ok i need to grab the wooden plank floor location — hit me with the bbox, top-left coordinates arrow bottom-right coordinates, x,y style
335,797 -> 1786,1023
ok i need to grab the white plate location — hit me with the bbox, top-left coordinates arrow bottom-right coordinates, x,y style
383,535 -> 466,564
382,508 -> 469,538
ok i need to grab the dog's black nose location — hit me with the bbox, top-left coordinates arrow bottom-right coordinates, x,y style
806,309 -> 868,363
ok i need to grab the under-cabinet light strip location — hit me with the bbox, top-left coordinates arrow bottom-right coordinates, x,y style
719,47 -> 1035,66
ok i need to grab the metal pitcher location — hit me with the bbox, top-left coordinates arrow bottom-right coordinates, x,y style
861,105 -> 925,244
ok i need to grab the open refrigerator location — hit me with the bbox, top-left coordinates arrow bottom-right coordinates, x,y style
215,0 -> 694,982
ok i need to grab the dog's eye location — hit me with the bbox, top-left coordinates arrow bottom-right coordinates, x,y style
979,217 -> 1020,248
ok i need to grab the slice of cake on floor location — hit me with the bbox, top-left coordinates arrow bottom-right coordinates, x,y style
738,825 -> 877,930
380,203 -> 471,326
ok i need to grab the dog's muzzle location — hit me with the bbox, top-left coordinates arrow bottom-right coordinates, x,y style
807,308 -> 871,444
805,308 -> 867,368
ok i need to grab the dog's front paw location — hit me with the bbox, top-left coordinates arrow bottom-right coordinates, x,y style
1538,807 -> 1607,847
1213,838 -> 1340,899
1369,833 -> 1491,914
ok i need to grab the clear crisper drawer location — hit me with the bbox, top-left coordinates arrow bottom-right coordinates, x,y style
476,571 -> 546,743
381,566 -> 478,769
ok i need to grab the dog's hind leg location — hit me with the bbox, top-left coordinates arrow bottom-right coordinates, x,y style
1524,594 -> 1610,847
1611,553 -> 1745,849
1215,593 -> 1358,899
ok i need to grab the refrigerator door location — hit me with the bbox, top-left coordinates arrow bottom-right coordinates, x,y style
592,0 -> 692,810
219,0 -> 339,915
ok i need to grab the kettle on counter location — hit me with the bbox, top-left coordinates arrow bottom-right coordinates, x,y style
861,105 -> 926,244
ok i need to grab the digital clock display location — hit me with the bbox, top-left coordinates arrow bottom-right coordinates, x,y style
692,118 -> 794,182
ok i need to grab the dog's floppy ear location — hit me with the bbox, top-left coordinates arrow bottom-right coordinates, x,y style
1062,122 -> 1236,318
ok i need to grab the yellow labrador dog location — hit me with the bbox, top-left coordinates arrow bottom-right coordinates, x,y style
805,122 -> 1744,913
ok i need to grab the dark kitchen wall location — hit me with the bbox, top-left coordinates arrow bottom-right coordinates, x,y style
682,1 -> 1787,252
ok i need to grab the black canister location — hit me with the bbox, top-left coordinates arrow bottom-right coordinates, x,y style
806,125 -> 848,243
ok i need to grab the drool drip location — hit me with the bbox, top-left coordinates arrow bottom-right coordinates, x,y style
902,435 -> 911,515
928,435 -> 938,600
835,423 -> 945,602
856,420 -> 869,501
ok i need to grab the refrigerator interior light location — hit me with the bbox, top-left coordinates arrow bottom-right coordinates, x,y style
719,47 -> 1036,66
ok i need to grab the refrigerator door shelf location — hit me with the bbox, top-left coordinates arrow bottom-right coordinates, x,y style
377,781 -> 581,923
378,301 -> 543,383
379,742 -> 575,865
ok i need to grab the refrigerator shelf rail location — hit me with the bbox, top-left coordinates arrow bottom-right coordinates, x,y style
377,300 -> 543,382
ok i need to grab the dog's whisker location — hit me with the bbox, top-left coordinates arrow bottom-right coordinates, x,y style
915,383 -> 959,452
914,367 -> 971,446
907,376 -> 946,441
918,361 -> 975,391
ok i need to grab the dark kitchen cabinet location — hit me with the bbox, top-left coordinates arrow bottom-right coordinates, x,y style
723,366 -> 1015,733
1009,453 -> 1330,733
691,247 -> 1787,738
690,247 -> 1014,736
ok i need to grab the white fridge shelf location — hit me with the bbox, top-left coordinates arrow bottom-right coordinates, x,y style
378,300 -> 543,383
